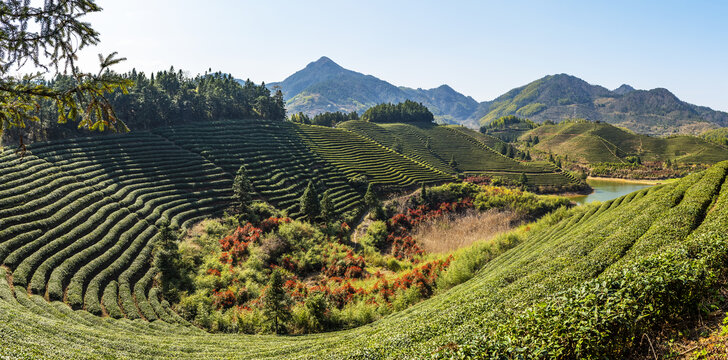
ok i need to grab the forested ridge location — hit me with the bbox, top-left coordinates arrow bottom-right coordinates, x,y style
1,69 -> 286,145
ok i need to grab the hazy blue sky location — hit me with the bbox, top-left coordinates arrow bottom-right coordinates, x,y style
78,0 -> 728,111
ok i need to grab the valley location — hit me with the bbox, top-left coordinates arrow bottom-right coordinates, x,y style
2,2 -> 728,357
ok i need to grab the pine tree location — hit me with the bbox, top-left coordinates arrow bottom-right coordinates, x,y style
557,159 -> 562,168
233,164 -> 253,216
526,151 -> 532,161
449,155 -> 459,170
320,190 -> 336,223
363,183 -> 378,208
153,218 -> 181,300
498,143 -> 507,155
519,172 -> 528,185
420,182 -> 428,205
393,140 -> 403,153
300,180 -> 320,222
506,145 -> 514,158
262,269 -> 291,334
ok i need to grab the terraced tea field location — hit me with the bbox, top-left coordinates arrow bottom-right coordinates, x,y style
296,123 -> 455,186
339,120 -> 579,186
0,132 -> 232,322
2,124 -> 727,359
0,119 -> 483,326
153,120 -> 366,219
527,121 -> 728,164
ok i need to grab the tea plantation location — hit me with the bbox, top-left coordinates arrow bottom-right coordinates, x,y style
1,115 -> 727,358
338,120 -> 578,186
527,120 -> 728,164
0,119 -> 462,324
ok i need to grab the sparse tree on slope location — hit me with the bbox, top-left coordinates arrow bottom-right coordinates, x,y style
363,183 -> 378,208
262,269 -> 291,334
519,172 -> 528,186
300,180 -> 320,222
320,190 -> 336,223
233,164 -> 253,216
420,182 -> 428,205
449,155 -> 459,171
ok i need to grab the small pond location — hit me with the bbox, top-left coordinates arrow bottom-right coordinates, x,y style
568,178 -> 656,205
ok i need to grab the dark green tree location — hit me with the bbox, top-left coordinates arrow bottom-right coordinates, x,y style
262,269 -> 291,334
311,111 -> 355,127
304,291 -> 329,331
290,112 -> 310,124
0,0 -> 131,147
233,165 -> 253,216
497,142 -> 507,155
519,173 -> 528,185
506,145 -> 514,158
449,155 -> 459,170
361,100 -> 434,124
420,182 -> 428,204
393,139 -> 403,153
363,183 -> 378,208
300,180 -> 320,221
319,190 -> 336,223
153,218 -> 183,301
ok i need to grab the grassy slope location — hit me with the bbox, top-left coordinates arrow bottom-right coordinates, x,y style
338,120 -> 577,186
2,153 -> 727,358
526,121 -> 728,164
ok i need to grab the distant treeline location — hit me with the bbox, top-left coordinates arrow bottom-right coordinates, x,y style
289,111 -> 359,127
289,100 -> 434,127
361,100 -> 434,124
1,67 -> 286,145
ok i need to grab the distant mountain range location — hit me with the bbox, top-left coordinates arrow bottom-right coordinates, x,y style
261,57 -> 728,135
264,56 -> 480,126
480,74 -> 728,135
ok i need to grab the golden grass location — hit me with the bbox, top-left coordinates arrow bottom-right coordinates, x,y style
411,209 -> 520,254
587,176 -> 675,185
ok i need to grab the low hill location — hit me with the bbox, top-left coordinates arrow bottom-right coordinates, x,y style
267,57 -> 481,126
2,153 -> 727,357
479,74 -> 728,136
480,115 -> 537,142
523,120 -> 728,165
701,128 -> 728,147
337,120 -> 581,188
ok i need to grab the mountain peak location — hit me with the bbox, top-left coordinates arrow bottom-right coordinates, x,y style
315,56 -> 334,63
613,84 -> 636,95
306,56 -> 343,71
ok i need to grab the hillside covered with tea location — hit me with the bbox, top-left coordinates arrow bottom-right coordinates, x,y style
1,156 -> 727,358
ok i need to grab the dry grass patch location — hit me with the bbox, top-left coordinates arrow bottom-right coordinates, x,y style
411,209 -> 520,253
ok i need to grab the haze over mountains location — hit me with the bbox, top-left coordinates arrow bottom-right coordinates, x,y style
266,57 -> 728,136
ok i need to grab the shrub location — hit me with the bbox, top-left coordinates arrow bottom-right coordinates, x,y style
360,221 -> 388,249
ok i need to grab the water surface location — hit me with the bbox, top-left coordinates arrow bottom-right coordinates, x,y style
569,178 -> 655,205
